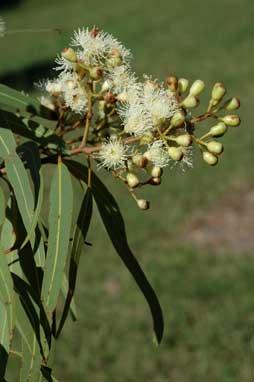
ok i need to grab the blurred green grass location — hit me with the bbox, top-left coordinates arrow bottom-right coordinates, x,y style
1,0 -> 254,381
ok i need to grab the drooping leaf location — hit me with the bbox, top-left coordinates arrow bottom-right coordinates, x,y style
0,128 -> 45,266
61,273 -> 78,321
64,160 -> 164,344
0,300 -> 9,381
0,185 -> 5,227
0,245 -> 16,342
20,338 -> 41,382
56,187 -> 92,337
41,366 -> 59,382
41,161 -> 73,313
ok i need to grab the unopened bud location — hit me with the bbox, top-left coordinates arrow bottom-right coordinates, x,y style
178,78 -> 189,93
220,115 -> 241,127
202,151 -> 218,166
62,47 -> 77,63
166,75 -> 178,92
209,122 -> 227,137
171,110 -> 185,127
224,97 -> 240,111
126,173 -> 139,188
211,83 -> 226,101
168,146 -> 183,161
149,177 -> 161,185
140,132 -> 154,145
132,154 -> 148,168
181,95 -> 199,109
189,80 -> 205,96
207,141 -> 224,155
137,199 -> 150,210
149,166 -> 162,178
107,50 -> 123,67
89,67 -> 103,80
104,92 -> 116,104
175,134 -> 192,147
101,80 -> 112,93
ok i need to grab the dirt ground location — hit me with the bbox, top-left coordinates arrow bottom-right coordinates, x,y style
184,186 -> 254,253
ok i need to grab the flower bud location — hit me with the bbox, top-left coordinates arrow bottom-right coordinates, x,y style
224,97 -> 240,111
61,47 -> 77,63
178,78 -> 189,93
171,110 -> 185,127
101,80 -> 112,93
209,122 -> 227,137
175,134 -> 192,147
189,80 -> 205,96
89,67 -> 103,80
149,166 -> 162,178
137,199 -> 150,210
207,141 -> 224,155
166,75 -> 178,92
140,132 -> 154,145
202,151 -> 218,166
104,92 -> 116,104
107,50 -> 123,67
211,83 -> 226,101
126,173 -> 139,188
220,115 -> 241,127
149,177 -> 161,185
181,95 -> 199,109
132,154 -> 148,168
168,146 -> 183,161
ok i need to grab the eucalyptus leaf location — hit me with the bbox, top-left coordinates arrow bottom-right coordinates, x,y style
41,161 -> 73,313
64,160 -> 164,344
56,187 -> 92,337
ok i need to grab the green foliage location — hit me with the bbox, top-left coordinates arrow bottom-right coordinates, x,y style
0,84 -> 163,380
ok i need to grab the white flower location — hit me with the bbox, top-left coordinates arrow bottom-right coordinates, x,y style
143,82 -> 178,126
103,34 -> 132,64
54,54 -> 73,73
72,27 -> 107,65
106,65 -> 137,94
63,86 -> 88,114
97,137 -> 129,170
45,78 -> 63,94
0,17 -> 6,37
146,140 -> 170,167
120,102 -> 152,136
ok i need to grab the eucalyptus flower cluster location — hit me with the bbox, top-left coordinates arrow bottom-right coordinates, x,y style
39,26 -> 241,210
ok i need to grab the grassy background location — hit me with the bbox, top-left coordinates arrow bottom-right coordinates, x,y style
1,0 -> 254,381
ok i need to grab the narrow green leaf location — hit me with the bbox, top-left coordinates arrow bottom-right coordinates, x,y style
56,187 -> 92,337
61,273 -> 78,320
0,300 -> 9,353
41,161 -> 73,312
0,245 -> 16,340
65,160 -> 164,344
20,338 -> 41,382
0,186 -> 5,227
0,300 -> 9,381
0,83 -> 56,123
0,128 -> 45,266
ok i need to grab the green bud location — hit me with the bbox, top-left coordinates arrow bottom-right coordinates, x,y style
137,199 -> 150,210
132,154 -> 148,168
168,146 -> 183,161
140,132 -> 154,145
211,83 -> 226,101
107,50 -> 123,67
202,151 -> 218,166
166,75 -> 178,92
126,173 -> 139,188
207,141 -> 224,155
171,110 -> 185,127
149,166 -> 162,178
189,80 -> 205,96
89,67 -> 103,80
181,95 -> 199,108
175,134 -> 192,147
224,97 -> 240,111
209,122 -> 227,137
178,78 -> 189,93
61,47 -> 77,63
149,177 -> 161,185
220,115 -> 241,127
